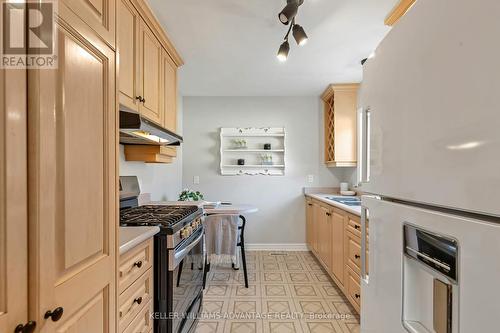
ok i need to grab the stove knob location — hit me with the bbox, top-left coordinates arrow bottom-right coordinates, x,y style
180,228 -> 188,239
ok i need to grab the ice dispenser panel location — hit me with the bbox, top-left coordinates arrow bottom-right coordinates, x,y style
402,224 -> 458,333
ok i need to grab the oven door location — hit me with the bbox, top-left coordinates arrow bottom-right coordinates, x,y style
170,228 -> 205,333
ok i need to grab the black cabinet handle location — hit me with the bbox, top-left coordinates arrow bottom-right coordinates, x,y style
326,212 -> 331,216
15,321 -> 36,333
354,225 -> 360,230
44,307 -> 64,322
133,261 -> 143,268
355,294 -> 360,299
308,203 -> 312,206
355,254 -> 360,259
136,95 -> 143,102
133,296 -> 143,305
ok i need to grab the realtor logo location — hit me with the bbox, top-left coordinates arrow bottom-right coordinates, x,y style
1,0 -> 57,68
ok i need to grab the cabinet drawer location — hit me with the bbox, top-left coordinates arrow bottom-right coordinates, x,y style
347,214 -> 362,237
119,239 -> 153,293
347,234 -> 362,275
346,266 -> 361,313
122,299 -> 154,333
119,268 -> 153,331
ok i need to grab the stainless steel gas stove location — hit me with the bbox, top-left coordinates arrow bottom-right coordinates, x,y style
119,176 -> 205,333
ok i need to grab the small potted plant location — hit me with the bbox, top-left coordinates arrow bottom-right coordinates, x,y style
232,139 -> 247,149
179,189 -> 205,201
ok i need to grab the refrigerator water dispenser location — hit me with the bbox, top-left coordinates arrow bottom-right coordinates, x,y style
402,224 -> 459,333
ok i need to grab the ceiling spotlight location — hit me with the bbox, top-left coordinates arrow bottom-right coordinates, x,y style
292,24 -> 308,46
277,40 -> 290,62
278,0 -> 303,25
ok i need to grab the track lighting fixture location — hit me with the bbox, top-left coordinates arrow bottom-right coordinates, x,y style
276,1 -> 309,62
278,0 -> 303,25
277,40 -> 290,62
292,24 -> 308,46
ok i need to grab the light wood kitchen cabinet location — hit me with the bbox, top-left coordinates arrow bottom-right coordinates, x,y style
139,20 -> 162,124
319,206 -> 333,272
162,49 -> 178,133
0,64 -> 29,332
119,0 -> 183,163
27,3 -> 117,332
321,84 -> 359,167
118,0 -> 141,111
330,208 -> 345,287
306,199 -> 314,248
119,239 -> 154,333
305,197 -> 368,314
61,0 -> 116,48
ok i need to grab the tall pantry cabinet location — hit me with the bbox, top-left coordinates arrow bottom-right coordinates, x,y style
27,2 -> 118,332
2,0 -> 183,331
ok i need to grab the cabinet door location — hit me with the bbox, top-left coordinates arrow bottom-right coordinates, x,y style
305,201 -> 314,248
28,6 -> 116,332
139,21 -> 162,124
331,209 -> 345,285
118,0 -> 141,111
0,67 -> 28,332
60,0 -> 116,48
312,203 -> 321,255
161,49 -> 178,132
318,206 -> 331,268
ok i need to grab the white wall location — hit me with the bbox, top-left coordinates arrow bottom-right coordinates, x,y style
119,98 -> 184,201
182,97 -> 354,247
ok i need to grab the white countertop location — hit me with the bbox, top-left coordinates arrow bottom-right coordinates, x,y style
305,193 -> 361,216
119,226 -> 160,255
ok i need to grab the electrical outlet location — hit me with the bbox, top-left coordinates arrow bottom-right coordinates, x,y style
193,176 -> 200,184
307,175 -> 314,183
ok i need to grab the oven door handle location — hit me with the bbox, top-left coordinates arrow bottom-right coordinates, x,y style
170,230 -> 204,270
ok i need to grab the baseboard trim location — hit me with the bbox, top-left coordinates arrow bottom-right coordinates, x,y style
245,243 -> 309,251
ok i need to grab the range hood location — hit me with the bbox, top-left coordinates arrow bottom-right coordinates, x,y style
119,109 -> 182,146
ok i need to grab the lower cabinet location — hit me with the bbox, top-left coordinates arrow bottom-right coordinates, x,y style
119,239 -> 155,333
305,198 -> 368,314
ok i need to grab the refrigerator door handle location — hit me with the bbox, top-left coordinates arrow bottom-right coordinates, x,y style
357,107 -> 371,186
361,206 -> 369,283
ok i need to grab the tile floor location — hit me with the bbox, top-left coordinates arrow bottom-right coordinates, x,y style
196,251 -> 360,333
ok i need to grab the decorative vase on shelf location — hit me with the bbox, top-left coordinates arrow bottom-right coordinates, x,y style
260,154 -> 273,165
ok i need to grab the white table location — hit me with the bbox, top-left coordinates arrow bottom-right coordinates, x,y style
203,204 -> 258,287
204,204 -> 258,215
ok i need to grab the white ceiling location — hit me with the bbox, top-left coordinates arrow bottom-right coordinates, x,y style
147,0 -> 396,96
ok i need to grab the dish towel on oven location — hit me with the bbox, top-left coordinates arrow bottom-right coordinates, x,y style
204,214 -> 239,264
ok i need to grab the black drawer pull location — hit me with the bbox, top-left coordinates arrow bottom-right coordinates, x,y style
354,254 -> 360,259
354,225 -> 360,230
355,294 -> 360,299
133,261 -> 143,268
133,296 -> 143,305
44,307 -> 64,322
14,321 -> 36,333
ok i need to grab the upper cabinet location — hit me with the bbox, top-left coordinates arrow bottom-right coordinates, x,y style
118,0 -> 183,163
321,83 -> 359,167
139,20 -> 162,124
162,49 -> 178,133
117,0 -> 141,111
61,0 -> 116,48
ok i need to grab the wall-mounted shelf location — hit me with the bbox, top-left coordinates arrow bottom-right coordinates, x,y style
223,149 -> 285,153
220,127 -> 286,176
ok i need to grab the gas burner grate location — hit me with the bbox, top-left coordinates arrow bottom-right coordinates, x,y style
120,205 -> 199,227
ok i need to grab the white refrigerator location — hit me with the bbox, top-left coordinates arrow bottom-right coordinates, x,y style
357,0 -> 500,332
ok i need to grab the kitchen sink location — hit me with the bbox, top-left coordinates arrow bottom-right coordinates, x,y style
326,197 -> 361,206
